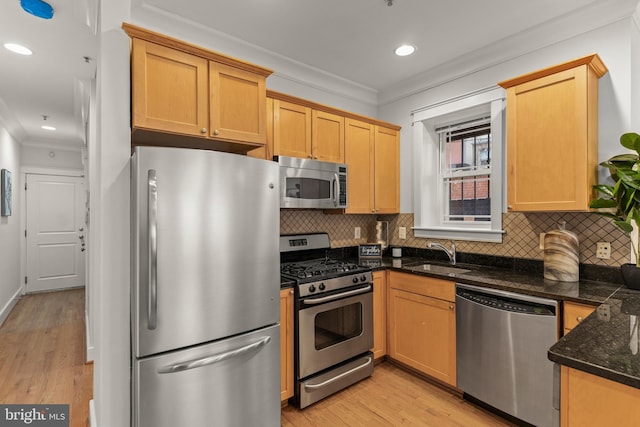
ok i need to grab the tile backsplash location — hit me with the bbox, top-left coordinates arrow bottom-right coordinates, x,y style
280,210 -> 630,267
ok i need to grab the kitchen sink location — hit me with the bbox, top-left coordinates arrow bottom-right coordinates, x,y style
403,263 -> 472,276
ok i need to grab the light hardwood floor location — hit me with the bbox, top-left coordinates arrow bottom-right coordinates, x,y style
0,289 -> 513,427
282,362 -> 515,426
0,288 -> 92,427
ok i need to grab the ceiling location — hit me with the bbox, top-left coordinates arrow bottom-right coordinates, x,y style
0,0 -> 636,149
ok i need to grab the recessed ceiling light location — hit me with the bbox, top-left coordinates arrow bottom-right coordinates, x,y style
41,125 -> 56,131
395,44 -> 416,57
4,43 -> 32,55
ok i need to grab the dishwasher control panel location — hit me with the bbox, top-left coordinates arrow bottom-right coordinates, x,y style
456,288 -> 555,315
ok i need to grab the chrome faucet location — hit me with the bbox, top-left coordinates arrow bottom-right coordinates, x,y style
428,241 -> 456,265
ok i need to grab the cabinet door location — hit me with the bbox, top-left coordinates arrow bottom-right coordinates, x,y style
506,66 -> 592,211
273,100 -> 312,159
561,366 -> 640,426
131,38 -> 208,137
371,271 -> 387,359
210,61 -> 267,145
345,119 -> 375,214
563,301 -> 596,336
374,126 -> 400,213
312,110 -> 344,163
388,288 -> 456,385
280,288 -> 294,401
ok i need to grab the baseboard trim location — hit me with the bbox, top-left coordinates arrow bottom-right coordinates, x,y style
89,400 -> 96,427
0,287 -> 22,327
85,312 -> 95,362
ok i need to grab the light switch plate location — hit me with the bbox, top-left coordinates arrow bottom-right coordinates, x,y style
354,227 -> 361,239
399,227 -> 407,239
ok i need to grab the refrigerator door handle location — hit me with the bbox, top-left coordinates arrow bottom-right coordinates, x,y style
148,169 -> 158,330
157,336 -> 272,374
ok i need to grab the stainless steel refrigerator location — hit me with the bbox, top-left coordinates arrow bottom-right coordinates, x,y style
131,146 -> 280,427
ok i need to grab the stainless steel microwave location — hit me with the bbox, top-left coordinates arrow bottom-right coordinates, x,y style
277,156 -> 347,209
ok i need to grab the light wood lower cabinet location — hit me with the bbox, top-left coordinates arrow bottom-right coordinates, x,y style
371,270 -> 387,360
561,366 -> 640,426
280,288 -> 294,402
563,301 -> 596,336
387,271 -> 456,386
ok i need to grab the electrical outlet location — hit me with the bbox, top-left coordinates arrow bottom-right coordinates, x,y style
398,227 -> 407,239
354,226 -> 361,239
539,233 -> 546,250
596,242 -> 611,260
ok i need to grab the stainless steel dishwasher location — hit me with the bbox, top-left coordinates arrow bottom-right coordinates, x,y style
456,283 -> 560,427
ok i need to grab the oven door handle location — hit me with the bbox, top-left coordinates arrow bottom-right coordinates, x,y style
302,285 -> 371,305
304,356 -> 372,391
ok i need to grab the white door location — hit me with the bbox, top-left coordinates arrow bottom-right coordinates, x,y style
26,174 -> 86,293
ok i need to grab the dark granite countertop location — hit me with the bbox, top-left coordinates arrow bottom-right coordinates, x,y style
281,247 -> 640,389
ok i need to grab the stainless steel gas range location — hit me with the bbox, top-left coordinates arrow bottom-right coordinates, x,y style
280,233 -> 374,409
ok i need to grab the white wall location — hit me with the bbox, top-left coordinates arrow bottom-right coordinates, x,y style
0,121 -> 22,325
21,144 -> 83,170
378,18 -> 634,213
92,0 -> 131,426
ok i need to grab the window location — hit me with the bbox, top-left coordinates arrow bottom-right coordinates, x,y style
439,119 -> 491,223
412,87 -> 505,242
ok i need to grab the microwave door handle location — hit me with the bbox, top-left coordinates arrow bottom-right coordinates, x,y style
147,169 -> 158,330
333,173 -> 339,207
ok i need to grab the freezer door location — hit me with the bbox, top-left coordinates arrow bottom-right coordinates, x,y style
132,146 -> 280,357
133,325 -> 280,427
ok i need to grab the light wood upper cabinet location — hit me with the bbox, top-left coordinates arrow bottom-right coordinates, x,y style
387,272 -> 456,386
371,270 -> 387,360
374,126 -> 400,213
280,288 -> 294,402
312,110 -> 345,163
345,119 -> 375,213
209,61 -> 267,145
273,100 -> 312,159
273,101 -> 344,162
131,38 -> 209,137
345,120 -> 400,214
124,23 -> 272,153
498,54 -> 607,211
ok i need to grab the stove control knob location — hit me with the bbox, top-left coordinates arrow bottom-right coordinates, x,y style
352,277 -> 359,284
319,283 -> 326,291
308,285 -> 316,293
361,275 -> 367,282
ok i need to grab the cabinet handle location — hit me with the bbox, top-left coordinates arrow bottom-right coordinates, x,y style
289,289 -> 293,295
213,129 -> 219,136
449,304 -> 454,310
576,316 -> 583,323
307,154 -> 313,159
507,205 -> 513,210
200,128 -> 207,134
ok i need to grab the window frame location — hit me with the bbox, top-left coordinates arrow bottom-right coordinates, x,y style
412,87 -> 505,243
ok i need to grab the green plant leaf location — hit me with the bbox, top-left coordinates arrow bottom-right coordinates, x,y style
592,184 -> 615,197
614,220 -> 634,234
589,198 -> 618,209
621,132 -> 640,153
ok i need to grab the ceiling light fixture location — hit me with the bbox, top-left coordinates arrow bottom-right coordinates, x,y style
20,0 -> 54,19
395,44 -> 416,57
41,115 -> 55,131
4,43 -> 32,55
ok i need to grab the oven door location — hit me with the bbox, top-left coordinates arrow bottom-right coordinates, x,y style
297,284 -> 373,379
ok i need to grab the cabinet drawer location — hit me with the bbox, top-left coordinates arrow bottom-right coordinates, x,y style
389,271 -> 455,302
564,302 -> 596,332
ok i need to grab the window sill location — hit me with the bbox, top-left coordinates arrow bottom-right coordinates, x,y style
413,226 -> 504,243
